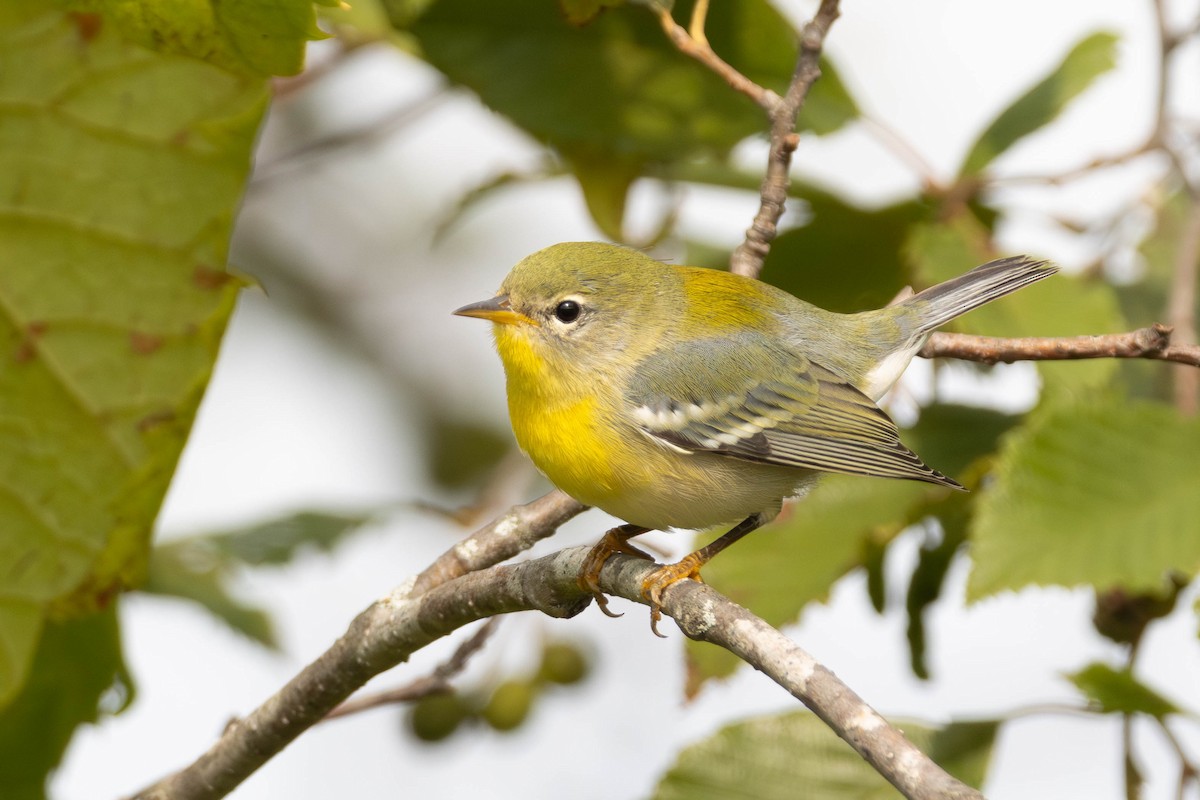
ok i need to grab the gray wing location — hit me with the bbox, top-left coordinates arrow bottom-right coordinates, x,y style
627,334 -> 961,489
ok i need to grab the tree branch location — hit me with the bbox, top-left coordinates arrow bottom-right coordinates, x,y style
131,547 -> 979,800
322,618 -> 501,721
410,488 -> 587,595
730,0 -> 841,278
920,325 -> 1200,368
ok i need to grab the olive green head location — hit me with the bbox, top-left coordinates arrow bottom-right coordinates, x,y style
453,242 -> 673,370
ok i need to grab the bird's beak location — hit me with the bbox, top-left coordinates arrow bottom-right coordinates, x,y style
452,294 -> 538,326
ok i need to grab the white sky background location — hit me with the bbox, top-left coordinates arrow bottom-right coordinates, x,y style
53,1 -> 1200,798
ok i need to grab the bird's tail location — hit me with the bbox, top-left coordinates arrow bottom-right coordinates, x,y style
906,256 -> 1058,335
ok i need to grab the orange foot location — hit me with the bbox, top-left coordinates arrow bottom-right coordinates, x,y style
578,524 -> 652,618
640,553 -> 707,638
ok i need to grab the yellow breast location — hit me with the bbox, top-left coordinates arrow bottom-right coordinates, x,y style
496,326 -> 620,507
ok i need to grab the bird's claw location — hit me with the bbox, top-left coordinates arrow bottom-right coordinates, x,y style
640,555 -> 706,638
577,525 -> 653,618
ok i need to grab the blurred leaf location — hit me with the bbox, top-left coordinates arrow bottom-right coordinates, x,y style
762,189 -> 928,312
558,0 -> 627,26
968,401 -> 1200,599
906,213 -> 994,289
651,711 -> 996,799
683,239 -> 738,270
396,0 -> 856,237
0,607 -> 130,800
687,476 -> 944,685
142,554 -> 276,647
190,510 -> 377,565
427,418 -> 512,489
320,0 -> 419,48
0,3 -> 297,705
140,511 -> 374,645
401,0 -> 794,160
67,0 -> 333,77
861,534 -> 887,614
903,404 -> 1017,679
1067,663 -> 1181,719
798,58 -> 859,136
907,216 -> 1126,396
905,403 -> 1021,478
569,152 -> 642,240
905,503 -> 968,681
960,31 -> 1119,175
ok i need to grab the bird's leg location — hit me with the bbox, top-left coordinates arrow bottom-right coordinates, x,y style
578,524 -> 653,617
642,513 -> 767,637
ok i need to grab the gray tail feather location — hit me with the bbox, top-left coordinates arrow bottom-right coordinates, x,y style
908,255 -> 1058,335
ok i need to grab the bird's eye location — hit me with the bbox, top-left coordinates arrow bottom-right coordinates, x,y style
554,300 -> 581,323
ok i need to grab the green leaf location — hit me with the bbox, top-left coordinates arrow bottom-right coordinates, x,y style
761,189 -> 927,312
0,607 -> 130,800
0,5 -> 279,705
960,31 -> 1119,175
65,0 -> 334,77
687,476 -> 944,684
397,0 -> 856,237
651,711 -> 997,799
426,417 -> 511,489
142,511 -> 374,645
907,216 -> 1127,396
402,0 -> 790,161
1067,663 -> 1181,719
968,401 -> 1200,599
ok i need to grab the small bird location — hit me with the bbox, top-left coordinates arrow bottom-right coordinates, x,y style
455,242 -> 1055,634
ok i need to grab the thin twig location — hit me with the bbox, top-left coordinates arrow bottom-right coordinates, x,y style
920,325 -> 1200,368
730,0 -> 841,277
654,6 -> 778,111
1153,718 -> 1200,800
990,143 -> 1158,187
251,87 -> 451,186
859,113 -> 943,192
323,618 -> 501,720
1123,640 -> 1145,800
131,547 -> 981,800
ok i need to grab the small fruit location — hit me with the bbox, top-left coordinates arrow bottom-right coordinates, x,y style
408,692 -> 468,742
538,642 -> 589,685
481,679 -> 535,732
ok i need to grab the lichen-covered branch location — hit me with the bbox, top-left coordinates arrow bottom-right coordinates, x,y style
131,547 -> 978,800
410,489 -> 586,595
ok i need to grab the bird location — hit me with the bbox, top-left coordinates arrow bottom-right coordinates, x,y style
454,241 -> 1056,634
